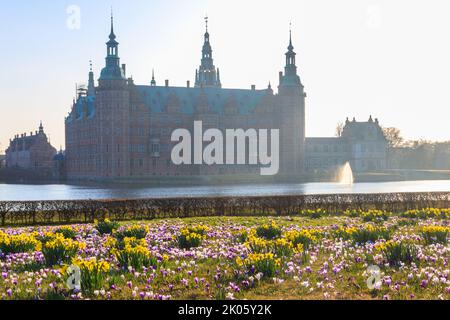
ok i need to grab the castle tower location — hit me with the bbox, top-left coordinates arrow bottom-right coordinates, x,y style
96,12 -> 131,178
38,121 -> 44,135
279,29 -> 302,91
277,28 -> 306,174
99,12 -> 126,86
195,17 -> 222,88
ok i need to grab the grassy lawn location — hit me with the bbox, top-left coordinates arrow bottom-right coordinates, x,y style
0,211 -> 449,300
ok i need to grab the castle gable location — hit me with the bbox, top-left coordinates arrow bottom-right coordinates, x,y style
66,96 -> 96,123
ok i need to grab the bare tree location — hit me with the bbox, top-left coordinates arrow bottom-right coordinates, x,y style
382,127 -> 404,148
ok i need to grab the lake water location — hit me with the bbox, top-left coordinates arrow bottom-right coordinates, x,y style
1,180 -> 450,201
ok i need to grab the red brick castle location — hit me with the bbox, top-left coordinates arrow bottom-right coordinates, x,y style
65,16 -> 306,180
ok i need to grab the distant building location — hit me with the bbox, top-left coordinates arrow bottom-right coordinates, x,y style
5,123 -> 57,173
52,150 -> 66,180
0,154 -> 5,168
306,116 -> 388,172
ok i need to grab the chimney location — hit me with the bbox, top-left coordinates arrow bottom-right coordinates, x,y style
279,71 -> 283,85
165,80 -> 169,87
187,80 -> 190,88
122,64 -> 126,77
251,85 -> 256,91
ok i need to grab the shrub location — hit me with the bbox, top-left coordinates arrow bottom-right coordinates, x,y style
70,258 -> 111,294
343,209 -> 360,218
420,226 -> 449,245
256,222 -> 282,240
112,238 -> 157,271
284,229 -> 319,250
236,230 -> 250,243
55,226 -> 77,239
402,208 -> 450,220
236,253 -> 281,278
246,235 -> 270,253
396,219 -> 417,228
0,231 -> 41,254
177,228 -> 205,249
42,234 -> 85,267
36,232 -> 57,245
271,238 -> 298,257
343,209 -> 390,222
335,225 -> 391,244
115,225 -> 149,241
360,210 -> 390,223
300,209 -> 326,219
246,235 -> 300,257
95,219 -> 120,235
375,240 -> 418,267
187,224 -> 209,236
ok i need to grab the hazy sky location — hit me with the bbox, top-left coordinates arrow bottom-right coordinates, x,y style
1,0 -> 450,153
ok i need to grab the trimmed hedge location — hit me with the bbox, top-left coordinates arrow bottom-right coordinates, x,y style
1,192 -> 450,226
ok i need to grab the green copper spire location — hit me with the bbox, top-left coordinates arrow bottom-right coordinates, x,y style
195,16 -> 221,88
99,11 -> 125,81
280,25 -> 301,87
110,7 -> 115,40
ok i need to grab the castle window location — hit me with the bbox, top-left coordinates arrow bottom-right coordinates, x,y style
152,143 -> 160,154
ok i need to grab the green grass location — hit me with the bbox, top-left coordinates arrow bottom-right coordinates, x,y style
1,214 -> 449,300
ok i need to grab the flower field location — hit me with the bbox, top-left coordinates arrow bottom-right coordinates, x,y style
0,209 -> 449,300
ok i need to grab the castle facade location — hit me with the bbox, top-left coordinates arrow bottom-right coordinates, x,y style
65,17 -> 306,180
5,123 -> 57,173
306,117 -> 388,173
